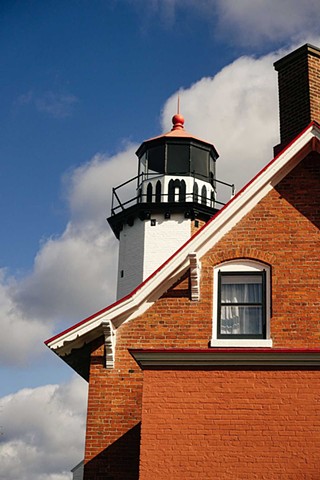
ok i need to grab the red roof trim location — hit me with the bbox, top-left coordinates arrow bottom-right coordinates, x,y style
45,121 -> 319,346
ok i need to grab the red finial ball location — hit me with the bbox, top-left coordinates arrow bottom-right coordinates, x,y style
171,113 -> 185,130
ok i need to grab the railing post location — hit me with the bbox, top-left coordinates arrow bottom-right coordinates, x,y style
111,187 -> 115,214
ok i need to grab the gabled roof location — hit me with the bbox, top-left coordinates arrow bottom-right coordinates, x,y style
45,121 -> 320,360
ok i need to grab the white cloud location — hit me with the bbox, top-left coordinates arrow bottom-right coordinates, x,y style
162,51 -> 281,198
12,147 -> 137,322
0,376 -> 87,480
213,0 -> 320,46
0,269 -> 51,365
133,0 -> 320,47
65,149 -> 137,227
12,226 -> 117,321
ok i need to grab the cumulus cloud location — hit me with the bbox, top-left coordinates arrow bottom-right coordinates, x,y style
162,51 -> 281,199
133,0 -> 320,47
65,148 -> 137,227
0,269 -> 51,365
213,0 -> 320,47
12,225 -> 117,321
12,147 -> 137,321
0,376 -> 87,480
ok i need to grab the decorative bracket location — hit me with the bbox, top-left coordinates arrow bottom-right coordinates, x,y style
189,252 -> 201,301
102,321 -> 116,369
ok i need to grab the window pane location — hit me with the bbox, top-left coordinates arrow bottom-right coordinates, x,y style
167,144 -> 190,174
148,145 -> 165,173
220,306 -> 263,335
139,152 -> 147,176
221,275 -> 262,303
190,146 -> 209,178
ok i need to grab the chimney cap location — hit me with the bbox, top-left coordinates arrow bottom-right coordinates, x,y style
274,43 -> 320,71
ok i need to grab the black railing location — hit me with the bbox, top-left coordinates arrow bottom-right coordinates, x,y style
110,172 -> 235,216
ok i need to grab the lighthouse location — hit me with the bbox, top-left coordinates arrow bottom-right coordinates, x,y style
108,112 -> 232,299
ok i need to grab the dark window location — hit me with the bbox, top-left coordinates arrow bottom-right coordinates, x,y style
193,182 -> 199,202
155,180 -> 161,203
167,144 -> 190,174
168,179 -> 186,202
138,152 -> 147,177
209,155 -> 215,178
209,172 -> 214,187
147,145 -> 165,173
190,146 -> 209,179
217,271 -> 266,339
179,180 -> 186,202
146,183 -> 153,202
201,185 -> 207,205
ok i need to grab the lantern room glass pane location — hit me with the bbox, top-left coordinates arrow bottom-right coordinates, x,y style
139,152 -> 147,176
190,146 -> 209,179
210,154 -> 215,176
147,145 -> 165,174
167,144 -> 190,174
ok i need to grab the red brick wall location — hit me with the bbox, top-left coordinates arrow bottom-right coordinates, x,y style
84,151 -> 320,479
140,368 -> 320,480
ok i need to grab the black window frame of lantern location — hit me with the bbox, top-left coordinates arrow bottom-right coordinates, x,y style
139,141 -> 215,181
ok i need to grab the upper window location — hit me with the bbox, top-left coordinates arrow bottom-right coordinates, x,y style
211,260 -> 272,347
218,271 -> 265,338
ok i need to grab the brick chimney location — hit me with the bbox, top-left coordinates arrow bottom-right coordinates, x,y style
274,43 -> 320,155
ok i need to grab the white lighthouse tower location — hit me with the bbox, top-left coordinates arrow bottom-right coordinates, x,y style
108,113 -> 232,299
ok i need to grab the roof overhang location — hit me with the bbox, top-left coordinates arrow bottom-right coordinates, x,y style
130,348 -> 320,368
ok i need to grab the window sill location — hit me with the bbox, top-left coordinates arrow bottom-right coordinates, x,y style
210,339 -> 273,348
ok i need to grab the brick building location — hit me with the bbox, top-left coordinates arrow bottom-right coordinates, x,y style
46,44 -> 320,479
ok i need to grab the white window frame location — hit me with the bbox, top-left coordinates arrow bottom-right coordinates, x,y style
210,259 -> 272,347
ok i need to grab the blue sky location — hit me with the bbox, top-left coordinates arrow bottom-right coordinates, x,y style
1,1 -> 320,479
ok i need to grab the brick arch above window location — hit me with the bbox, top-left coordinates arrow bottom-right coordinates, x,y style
204,247 -> 275,269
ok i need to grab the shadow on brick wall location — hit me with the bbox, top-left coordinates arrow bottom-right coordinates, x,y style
83,423 -> 141,480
